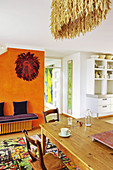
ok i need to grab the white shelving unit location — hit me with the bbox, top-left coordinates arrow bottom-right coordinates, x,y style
87,58 -> 113,95
87,58 -> 113,117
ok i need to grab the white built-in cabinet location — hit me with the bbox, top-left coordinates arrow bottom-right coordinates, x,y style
87,58 -> 113,117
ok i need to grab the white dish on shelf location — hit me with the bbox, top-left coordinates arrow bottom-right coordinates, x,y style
91,55 -> 99,58
59,132 -> 71,138
98,66 -> 104,69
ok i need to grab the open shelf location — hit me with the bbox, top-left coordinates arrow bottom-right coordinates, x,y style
95,80 -> 106,94
87,58 -> 113,95
107,80 -> 113,94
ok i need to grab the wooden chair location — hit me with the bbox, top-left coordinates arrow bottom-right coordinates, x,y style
42,108 -> 59,123
42,108 -> 60,156
23,129 -> 66,170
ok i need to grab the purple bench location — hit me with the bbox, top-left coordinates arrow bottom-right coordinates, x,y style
0,113 -> 38,134
0,113 -> 38,124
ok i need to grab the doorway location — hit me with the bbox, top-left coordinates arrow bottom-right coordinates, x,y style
44,57 -> 62,112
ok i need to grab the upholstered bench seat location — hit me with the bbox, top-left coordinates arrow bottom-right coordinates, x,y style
0,113 -> 38,124
0,113 -> 38,134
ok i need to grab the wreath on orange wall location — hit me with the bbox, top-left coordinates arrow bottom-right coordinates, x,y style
15,52 -> 40,81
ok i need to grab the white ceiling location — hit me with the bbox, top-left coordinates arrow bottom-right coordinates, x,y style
0,0 -> 113,57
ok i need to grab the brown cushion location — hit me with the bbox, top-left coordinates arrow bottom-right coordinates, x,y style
44,153 -> 66,170
29,159 -> 42,170
29,152 -> 65,170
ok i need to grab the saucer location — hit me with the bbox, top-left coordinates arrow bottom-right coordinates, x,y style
59,132 -> 71,138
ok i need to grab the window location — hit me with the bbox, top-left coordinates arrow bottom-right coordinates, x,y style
45,65 -> 53,104
67,60 -> 73,114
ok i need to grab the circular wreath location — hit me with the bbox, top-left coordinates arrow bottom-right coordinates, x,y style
15,52 -> 40,81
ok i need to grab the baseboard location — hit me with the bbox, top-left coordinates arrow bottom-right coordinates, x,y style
62,113 -> 72,117
98,114 -> 113,119
62,113 -> 113,119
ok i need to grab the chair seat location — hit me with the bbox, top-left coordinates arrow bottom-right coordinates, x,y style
30,153 -> 65,170
44,153 -> 65,170
30,159 -> 42,170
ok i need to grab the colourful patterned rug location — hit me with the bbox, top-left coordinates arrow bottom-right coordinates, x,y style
0,135 -> 80,170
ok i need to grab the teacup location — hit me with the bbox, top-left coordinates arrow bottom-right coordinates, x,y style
61,128 -> 71,136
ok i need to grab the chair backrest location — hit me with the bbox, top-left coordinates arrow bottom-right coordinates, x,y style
42,108 -> 59,123
22,129 -> 47,170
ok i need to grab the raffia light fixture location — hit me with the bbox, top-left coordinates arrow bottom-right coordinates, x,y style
50,0 -> 112,39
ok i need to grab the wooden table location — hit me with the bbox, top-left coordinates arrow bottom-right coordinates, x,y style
40,114 -> 113,170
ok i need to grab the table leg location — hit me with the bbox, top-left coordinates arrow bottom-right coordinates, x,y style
41,128 -> 46,155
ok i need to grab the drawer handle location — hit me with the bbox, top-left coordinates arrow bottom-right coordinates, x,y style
103,99 -> 107,101
102,106 -> 107,108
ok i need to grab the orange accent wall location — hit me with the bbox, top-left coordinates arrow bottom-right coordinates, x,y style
0,48 -> 44,127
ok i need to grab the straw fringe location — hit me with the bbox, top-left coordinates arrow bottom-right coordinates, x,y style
50,0 -> 112,39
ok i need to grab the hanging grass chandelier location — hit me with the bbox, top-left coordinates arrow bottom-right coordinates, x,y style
50,0 -> 112,39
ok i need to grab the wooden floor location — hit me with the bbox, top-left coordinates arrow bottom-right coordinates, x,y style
0,127 -> 41,140
0,116 -> 113,141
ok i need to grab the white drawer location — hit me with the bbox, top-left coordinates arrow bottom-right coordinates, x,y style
111,98 -> 113,104
110,105 -> 113,112
98,105 -> 110,113
98,98 -> 111,105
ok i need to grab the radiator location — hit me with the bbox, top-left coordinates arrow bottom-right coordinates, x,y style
0,121 -> 32,134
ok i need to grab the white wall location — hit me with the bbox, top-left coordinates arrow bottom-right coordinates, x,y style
79,52 -> 93,117
47,52 -> 108,118
63,53 -> 81,118
63,52 -> 95,118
